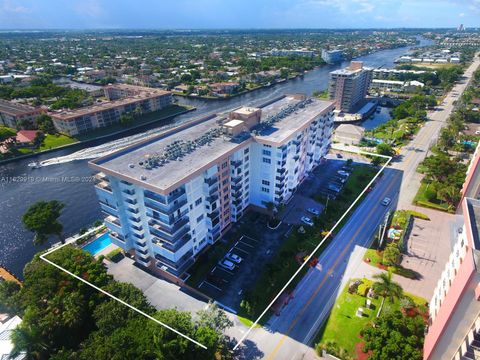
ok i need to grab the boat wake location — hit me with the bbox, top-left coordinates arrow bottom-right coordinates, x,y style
40,121 -> 184,167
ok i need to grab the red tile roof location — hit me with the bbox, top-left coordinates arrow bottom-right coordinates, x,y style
16,130 -> 38,143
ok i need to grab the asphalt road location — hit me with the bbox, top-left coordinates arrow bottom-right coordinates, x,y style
240,168 -> 402,360
237,54 -> 480,360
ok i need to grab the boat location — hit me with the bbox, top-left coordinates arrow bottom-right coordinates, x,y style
28,161 -> 42,169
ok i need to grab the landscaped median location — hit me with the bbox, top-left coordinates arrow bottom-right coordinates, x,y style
237,164 -> 378,323
315,277 -> 427,360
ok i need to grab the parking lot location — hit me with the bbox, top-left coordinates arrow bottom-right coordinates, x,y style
193,155 -> 371,312
199,235 -> 258,299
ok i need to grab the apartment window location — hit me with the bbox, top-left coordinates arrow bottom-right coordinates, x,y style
222,170 -> 229,177
262,149 -> 271,156
195,198 -> 202,206
222,179 -> 228,186
263,144 -> 271,148
223,194 -> 228,201
262,180 -> 270,186
245,184 -> 249,190
261,187 -> 270,193
196,214 -> 204,223
245,170 -> 249,177
245,155 -> 249,162
244,148 -> 249,154
221,162 -> 228,169
262,158 -> 271,164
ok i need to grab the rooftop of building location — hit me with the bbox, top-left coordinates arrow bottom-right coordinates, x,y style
0,99 -> 40,116
50,84 -> 170,121
90,95 -> 333,193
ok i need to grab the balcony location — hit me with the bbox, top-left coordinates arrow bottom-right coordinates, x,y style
144,198 -> 187,216
207,194 -> 219,203
94,172 -> 108,184
276,174 -> 285,182
95,181 -> 112,193
277,167 -> 286,174
205,176 -> 219,187
126,206 -> 140,215
99,199 -> 117,211
149,219 -> 190,242
136,255 -> 151,266
231,175 -> 243,184
155,250 -> 194,275
275,190 -> 283,196
231,160 -> 242,168
129,215 -> 141,224
105,215 -> 121,228
293,155 -> 300,161
110,231 -> 125,243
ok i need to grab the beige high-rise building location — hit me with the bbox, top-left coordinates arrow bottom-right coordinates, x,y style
328,61 -> 372,113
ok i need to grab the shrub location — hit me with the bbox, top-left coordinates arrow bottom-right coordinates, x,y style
424,185 -> 437,202
94,220 -> 103,227
79,228 -> 88,235
407,210 -> 430,220
357,279 -> 374,297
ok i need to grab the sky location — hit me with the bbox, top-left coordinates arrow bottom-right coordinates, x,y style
0,0 -> 479,30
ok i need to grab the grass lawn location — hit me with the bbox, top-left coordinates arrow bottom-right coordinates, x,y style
413,182 -> 451,212
39,133 -> 78,151
316,278 -> 427,358
239,165 -> 378,322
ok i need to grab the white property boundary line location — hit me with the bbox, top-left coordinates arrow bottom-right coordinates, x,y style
232,148 -> 392,351
40,236 -> 208,349
39,148 -> 389,351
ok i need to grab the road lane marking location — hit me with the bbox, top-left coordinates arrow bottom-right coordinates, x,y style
232,152 -> 393,352
265,174 -> 399,360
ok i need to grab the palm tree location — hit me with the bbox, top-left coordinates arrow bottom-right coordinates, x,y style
373,271 -> 403,316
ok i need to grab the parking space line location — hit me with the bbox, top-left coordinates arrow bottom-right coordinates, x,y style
241,235 -> 259,243
216,266 -> 235,276
238,240 -> 254,248
234,246 -> 250,255
202,281 -> 223,292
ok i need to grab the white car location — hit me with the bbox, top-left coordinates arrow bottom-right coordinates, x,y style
226,253 -> 242,264
307,208 -> 320,216
381,197 -> 391,206
337,170 -> 349,177
301,216 -> 314,226
218,259 -> 235,271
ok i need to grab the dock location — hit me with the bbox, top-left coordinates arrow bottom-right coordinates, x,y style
0,266 -> 22,285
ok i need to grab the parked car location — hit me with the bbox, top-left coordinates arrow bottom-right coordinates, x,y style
381,197 -> 391,206
337,170 -> 349,177
334,177 -> 346,184
226,253 -> 242,264
307,208 -> 320,216
301,216 -> 314,226
328,183 -> 341,192
218,259 -> 235,271
336,153 -> 343,158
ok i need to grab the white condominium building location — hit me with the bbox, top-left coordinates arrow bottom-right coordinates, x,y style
89,94 -> 335,281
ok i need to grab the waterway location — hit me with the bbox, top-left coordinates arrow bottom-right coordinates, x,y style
0,37 -> 433,277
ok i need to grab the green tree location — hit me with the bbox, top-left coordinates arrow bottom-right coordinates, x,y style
376,143 -> 394,157
22,200 -> 65,245
373,271 -> 403,304
382,244 -> 401,266
437,184 -> 461,211
36,114 -> 57,134
0,280 -> 21,314
362,310 -> 424,360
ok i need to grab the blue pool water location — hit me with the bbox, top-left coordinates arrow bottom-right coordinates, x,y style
83,233 -> 112,255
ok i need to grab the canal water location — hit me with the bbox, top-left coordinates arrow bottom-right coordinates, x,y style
0,37 -> 433,277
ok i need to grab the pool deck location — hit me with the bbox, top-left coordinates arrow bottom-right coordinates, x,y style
95,243 -> 118,258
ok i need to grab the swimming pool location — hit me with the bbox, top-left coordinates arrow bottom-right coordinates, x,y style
83,232 -> 112,255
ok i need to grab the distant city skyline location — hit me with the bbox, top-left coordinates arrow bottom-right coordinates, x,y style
0,0 -> 479,30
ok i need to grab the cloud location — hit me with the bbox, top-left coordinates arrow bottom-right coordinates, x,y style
74,0 -> 103,18
459,12 -> 465,16
0,0 -> 31,14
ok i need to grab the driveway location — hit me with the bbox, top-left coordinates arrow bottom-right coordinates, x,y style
108,257 -> 208,313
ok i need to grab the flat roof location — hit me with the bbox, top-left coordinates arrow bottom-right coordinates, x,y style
0,99 -> 39,116
50,85 -> 170,121
91,95 -> 334,193
254,96 -> 333,144
224,119 -> 243,127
